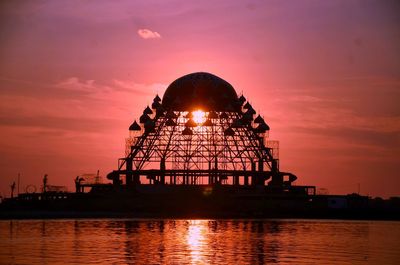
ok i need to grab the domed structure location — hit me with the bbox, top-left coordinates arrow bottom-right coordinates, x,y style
162,72 -> 238,111
106,71 -> 304,195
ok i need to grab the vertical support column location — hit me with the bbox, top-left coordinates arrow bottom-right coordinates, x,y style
126,157 -> 133,186
214,157 -> 218,184
160,157 -> 166,185
243,165 -> 248,186
133,172 -> 140,185
233,174 -> 239,186
258,159 -> 264,186
208,161 -> 212,185
269,159 -> 283,188
251,161 -> 256,186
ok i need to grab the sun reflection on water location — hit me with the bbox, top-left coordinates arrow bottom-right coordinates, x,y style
1,220 -> 397,265
186,220 -> 207,264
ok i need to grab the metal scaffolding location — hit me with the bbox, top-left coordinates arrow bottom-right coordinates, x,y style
107,72 -> 299,191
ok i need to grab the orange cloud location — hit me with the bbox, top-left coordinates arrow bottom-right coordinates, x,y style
137,29 -> 161,39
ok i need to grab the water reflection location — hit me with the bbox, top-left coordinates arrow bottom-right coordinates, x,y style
186,220 -> 207,264
123,221 -> 139,264
0,219 -> 399,264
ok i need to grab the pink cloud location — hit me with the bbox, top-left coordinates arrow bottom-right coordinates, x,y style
137,29 -> 161,39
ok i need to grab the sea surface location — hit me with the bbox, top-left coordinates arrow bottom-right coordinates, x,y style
0,219 -> 399,264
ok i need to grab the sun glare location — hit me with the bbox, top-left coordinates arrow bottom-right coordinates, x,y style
187,220 -> 207,264
192,110 -> 206,125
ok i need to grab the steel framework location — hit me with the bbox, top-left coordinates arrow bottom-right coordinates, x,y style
108,95 -> 297,190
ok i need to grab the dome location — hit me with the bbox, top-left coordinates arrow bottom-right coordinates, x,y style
162,72 -> 238,111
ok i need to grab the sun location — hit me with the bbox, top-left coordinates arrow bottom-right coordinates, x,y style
192,110 -> 206,125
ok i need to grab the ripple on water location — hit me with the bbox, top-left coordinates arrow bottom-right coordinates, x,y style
0,219 -> 399,264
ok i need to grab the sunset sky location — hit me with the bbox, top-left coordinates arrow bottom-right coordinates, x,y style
0,1 -> 399,198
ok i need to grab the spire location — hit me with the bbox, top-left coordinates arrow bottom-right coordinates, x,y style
238,95 -> 246,105
154,94 -> 161,102
139,113 -> 150,123
143,106 -> 153,115
254,115 -> 264,124
129,120 -> 141,131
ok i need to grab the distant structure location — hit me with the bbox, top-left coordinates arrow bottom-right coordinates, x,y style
41,174 -> 67,193
75,171 -> 103,193
42,174 -> 48,193
106,72 -> 314,194
10,181 -> 16,198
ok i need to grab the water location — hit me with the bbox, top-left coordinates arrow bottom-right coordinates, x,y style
0,219 -> 399,265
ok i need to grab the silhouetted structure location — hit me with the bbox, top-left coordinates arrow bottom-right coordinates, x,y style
10,181 -> 15,198
106,72 -> 315,195
42,174 -> 48,193
1,72 -> 399,220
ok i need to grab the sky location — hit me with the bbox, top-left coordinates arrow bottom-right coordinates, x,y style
0,0 -> 399,198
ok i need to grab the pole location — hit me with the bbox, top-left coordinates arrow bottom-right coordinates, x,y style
17,173 -> 20,195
